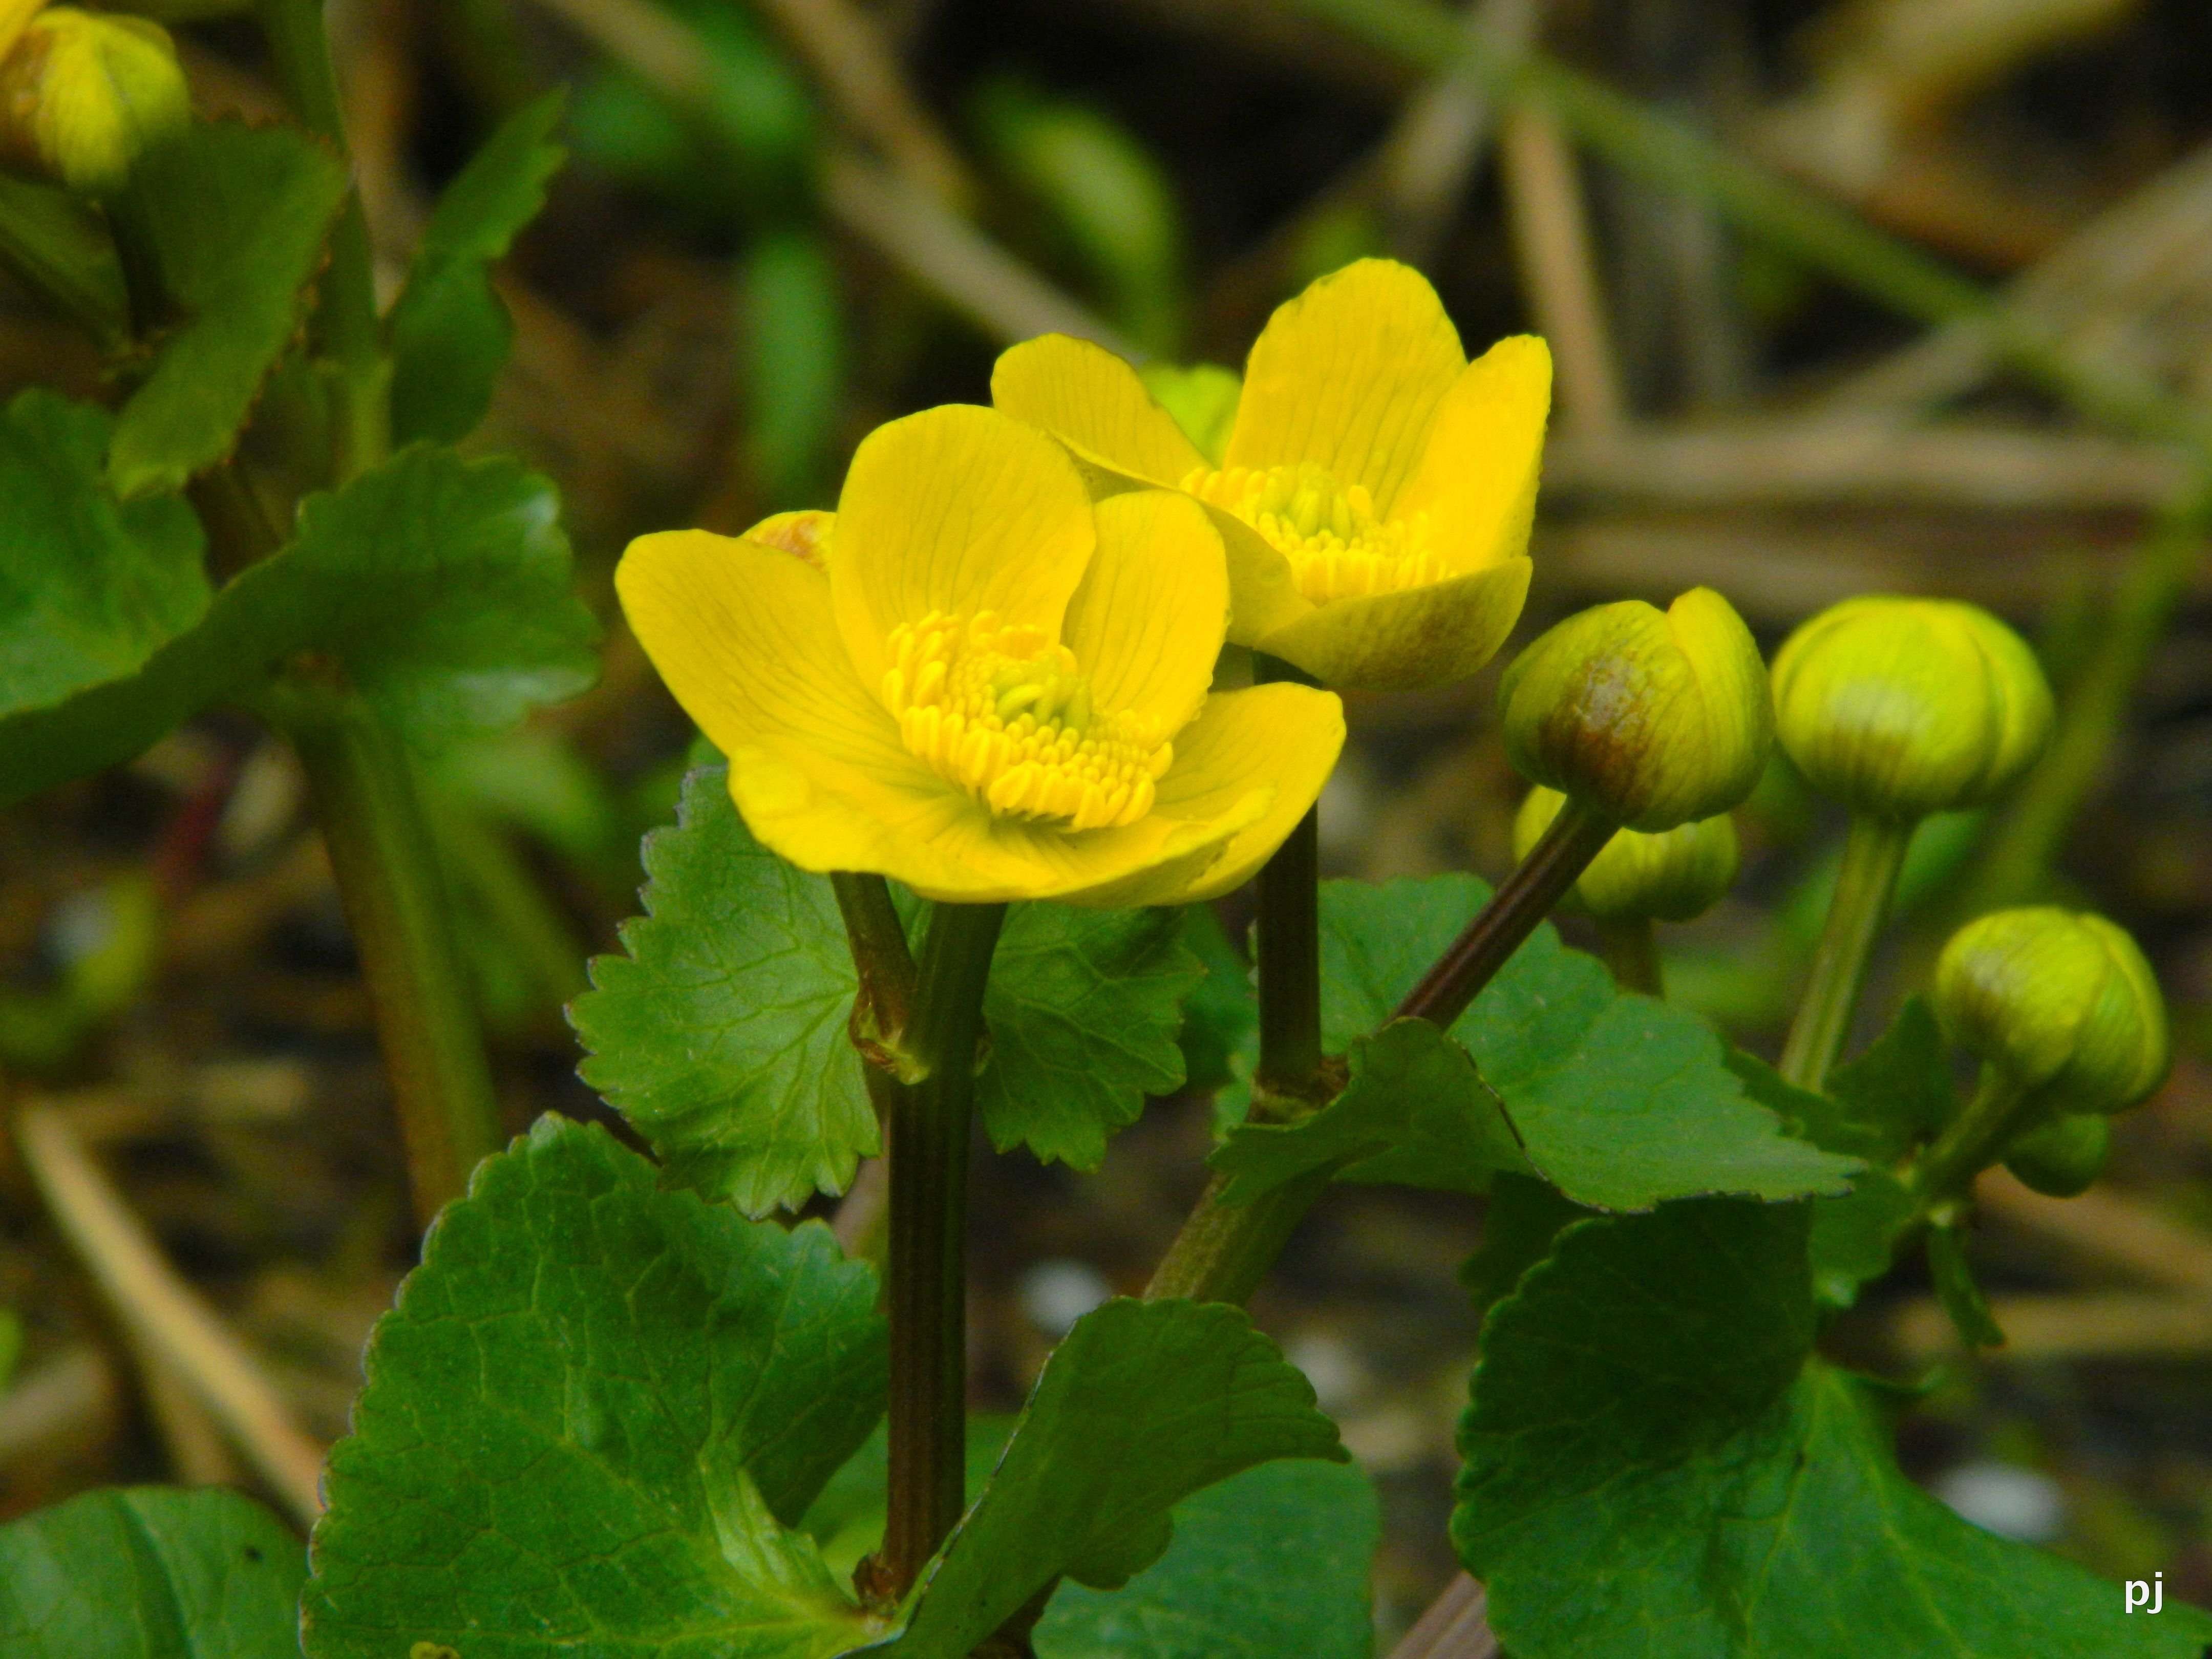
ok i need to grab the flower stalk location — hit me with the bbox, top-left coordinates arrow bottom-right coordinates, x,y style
879,899 -> 1005,1599
1398,797 -> 1618,1029
1777,814 -> 1910,1091
1253,655 -> 1324,1105
280,686 -> 503,1229
1594,915 -> 1662,997
1908,1066 -> 2030,1214
1148,796 -> 1620,1307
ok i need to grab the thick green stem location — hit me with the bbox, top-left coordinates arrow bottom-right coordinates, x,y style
1147,797 -> 1617,1307
1595,916 -> 1663,997
1778,814 -> 1911,1090
1909,1066 -> 2032,1214
1253,655 -> 1323,1103
283,689 -> 502,1229
1255,812 -> 1322,1099
880,900 -> 1005,1599
1144,1167 -> 1335,1305
253,0 -> 387,480
1964,478 -> 2212,912
1398,798 -> 1617,1030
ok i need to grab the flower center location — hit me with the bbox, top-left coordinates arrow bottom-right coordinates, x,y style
881,610 -> 1172,831
1182,462 -> 1445,604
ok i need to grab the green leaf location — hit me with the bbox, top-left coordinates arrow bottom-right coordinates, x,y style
1808,1165 -> 1914,1311
1928,1220 -> 2006,1349
977,902 -> 1201,1170
572,761 -> 877,1217
0,1486 -> 305,1657
1211,1016 -> 1530,1201
883,1298 -> 1346,1657
0,173 -> 128,348
0,444 -> 598,803
1460,1171 -> 1595,1318
389,92 -> 568,445
1726,1028 -> 1943,1310
576,771 -> 1203,1209
0,391 -> 207,717
302,1113 -> 884,1659
1033,1457 -> 1377,1659
1827,994 -> 1957,1162
1320,877 -> 1855,1209
1455,1198 -> 2212,1657
110,120 -> 350,497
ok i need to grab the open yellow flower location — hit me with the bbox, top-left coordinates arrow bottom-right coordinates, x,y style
992,258 -> 1551,691
617,405 -> 1345,905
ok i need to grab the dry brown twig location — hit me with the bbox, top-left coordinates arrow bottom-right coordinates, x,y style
746,0 -> 974,207
1500,103 -> 1627,436
14,1103 -> 326,1525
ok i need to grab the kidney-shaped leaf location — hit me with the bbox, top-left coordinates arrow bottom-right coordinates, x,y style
1033,1456 -> 1377,1659
1456,1198 -> 2212,1658
109,121 -> 349,497
0,1485 -> 305,1658
0,390 -> 206,718
1319,877 -> 1855,1210
879,1299 -> 1347,1658
0,444 -> 599,804
302,1113 -> 886,1659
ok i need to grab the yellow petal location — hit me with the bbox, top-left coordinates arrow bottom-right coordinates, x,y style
619,525 -> 1243,904
1225,259 -> 1466,516
990,334 -> 1204,487
1131,682 -> 1347,905
1060,490 -> 1227,739
1257,558 -> 1530,693
1391,334 -> 1551,577
829,404 -> 1096,691
1206,505 -> 1317,650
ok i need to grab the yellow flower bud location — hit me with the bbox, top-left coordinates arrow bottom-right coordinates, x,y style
2002,1111 -> 2112,1199
1934,907 -> 2168,1117
0,7 -> 188,197
1513,785 -> 1738,922
1770,595 -> 2052,821
1497,587 -> 1771,833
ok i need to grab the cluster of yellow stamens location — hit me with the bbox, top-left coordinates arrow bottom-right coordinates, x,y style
1183,461 -> 1448,604
881,610 -> 1172,830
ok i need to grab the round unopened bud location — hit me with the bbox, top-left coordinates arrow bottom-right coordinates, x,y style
1513,785 -> 1738,922
2002,1111 -> 2112,1199
0,8 -> 188,197
1934,907 -> 2168,1117
1771,595 -> 2051,821
1498,587 -> 1771,833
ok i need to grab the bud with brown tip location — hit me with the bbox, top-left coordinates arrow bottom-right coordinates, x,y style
1498,587 -> 1771,833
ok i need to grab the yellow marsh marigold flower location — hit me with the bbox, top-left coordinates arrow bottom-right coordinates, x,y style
991,259 -> 1550,691
0,5 -> 187,196
616,405 -> 1345,906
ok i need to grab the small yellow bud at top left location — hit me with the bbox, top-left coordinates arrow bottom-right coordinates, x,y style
0,7 -> 189,197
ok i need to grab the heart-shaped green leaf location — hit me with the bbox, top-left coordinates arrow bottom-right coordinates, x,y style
302,1113 -> 886,1659
0,1486 -> 305,1658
